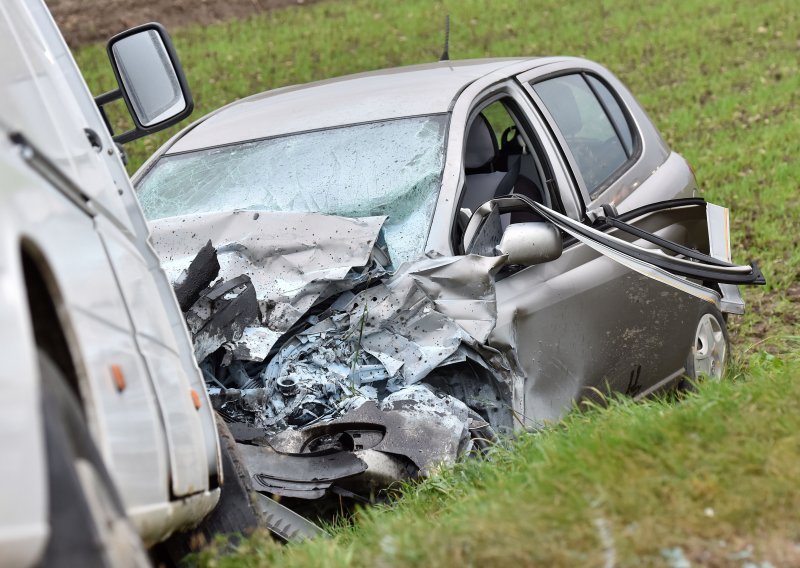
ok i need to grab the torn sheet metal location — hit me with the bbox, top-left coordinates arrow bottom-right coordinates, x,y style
251,493 -> 328,541
227,384 -> 476,506
264,253 -> 505,394
706,203 -> 745,314
173,239 -> 220,312
203,252 -> 510,435
232,385 -> 475,499
268,386 -> 473,474
189,274 -> 260,361
150,210 -> 515,520
151,210 -> 390,356
237,442 -> 368,499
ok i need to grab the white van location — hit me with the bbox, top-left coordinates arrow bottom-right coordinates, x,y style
0,1 -> 225,564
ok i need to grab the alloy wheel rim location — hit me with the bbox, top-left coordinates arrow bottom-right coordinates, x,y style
692,313 -> 726,380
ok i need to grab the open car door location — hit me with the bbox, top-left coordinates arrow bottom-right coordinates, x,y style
465,195 -> 764,303
465,195 -> 763,426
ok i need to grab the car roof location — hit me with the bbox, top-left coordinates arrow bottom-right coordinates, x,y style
166,58 -> 550,154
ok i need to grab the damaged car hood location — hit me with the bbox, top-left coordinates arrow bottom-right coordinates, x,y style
152,210 -> 390,358
150,207 -> 515,436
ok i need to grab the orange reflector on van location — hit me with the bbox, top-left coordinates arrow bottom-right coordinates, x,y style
191,389 -> 202,410
111,365 -> 125,392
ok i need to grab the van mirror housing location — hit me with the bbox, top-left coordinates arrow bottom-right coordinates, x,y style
95,23 -> 193,144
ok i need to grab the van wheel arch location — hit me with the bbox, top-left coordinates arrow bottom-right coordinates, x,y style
21,240 -> 84,406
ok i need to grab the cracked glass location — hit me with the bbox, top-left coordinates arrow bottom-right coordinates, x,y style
137,115 -> 449,264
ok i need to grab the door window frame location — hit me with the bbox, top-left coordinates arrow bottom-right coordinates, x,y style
517,67 -> 643,208
448,81 -> 585,254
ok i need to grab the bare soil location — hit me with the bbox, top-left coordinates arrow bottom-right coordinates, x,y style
46,0 -> 321,47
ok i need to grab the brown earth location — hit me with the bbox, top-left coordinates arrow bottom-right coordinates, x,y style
46,0 -> 322,48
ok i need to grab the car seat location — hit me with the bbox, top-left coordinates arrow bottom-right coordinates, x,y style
461,114 -> 546,227
461,114 -> 520,213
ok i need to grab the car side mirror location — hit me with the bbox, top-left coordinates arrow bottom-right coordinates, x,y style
462,197 -> 563,266
497,222 -> 563,266
95,23 -> 193,144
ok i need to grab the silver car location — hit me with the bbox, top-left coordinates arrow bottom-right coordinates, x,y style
133,58 -> 763,534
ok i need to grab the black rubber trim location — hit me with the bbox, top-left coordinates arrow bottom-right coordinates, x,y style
612,197 -> 708,223
560,197 -> 708,248
491,194 -> 766,286
602,216 -> 732,268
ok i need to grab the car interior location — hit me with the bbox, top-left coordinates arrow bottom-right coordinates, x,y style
456,98 -> 553,251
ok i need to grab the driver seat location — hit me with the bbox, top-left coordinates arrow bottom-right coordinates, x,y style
460,114 -> 520,213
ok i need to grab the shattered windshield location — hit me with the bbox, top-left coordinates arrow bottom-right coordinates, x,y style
136,115 -> 449,265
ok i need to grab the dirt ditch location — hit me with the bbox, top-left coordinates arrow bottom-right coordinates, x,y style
46,0 -> 322,47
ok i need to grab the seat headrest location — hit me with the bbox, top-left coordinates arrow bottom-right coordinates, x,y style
536,79 -> 582,137
464,114 -> 497,170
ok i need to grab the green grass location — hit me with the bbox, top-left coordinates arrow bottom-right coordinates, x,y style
71,0 -> 800,564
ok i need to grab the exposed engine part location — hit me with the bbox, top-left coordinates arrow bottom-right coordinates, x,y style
167,221 -> 522,535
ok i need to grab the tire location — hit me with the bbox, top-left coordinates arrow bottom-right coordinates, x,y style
681,305 -> 730,389
38,350 -> 149,568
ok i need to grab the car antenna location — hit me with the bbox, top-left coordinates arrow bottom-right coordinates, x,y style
439,15 -> 450,61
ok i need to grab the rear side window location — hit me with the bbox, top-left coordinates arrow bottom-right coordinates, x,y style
533,74 -> 635,193
585,75 -> 633,155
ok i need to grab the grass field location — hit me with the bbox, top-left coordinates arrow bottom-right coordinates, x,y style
73,0 -> 800,564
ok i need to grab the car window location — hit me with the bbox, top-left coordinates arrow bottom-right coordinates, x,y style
454,97 -> 560,253
585,74 -> 633,155
481,101 -> 517,148
533,74 -> 629,192
136,115 -> 449,266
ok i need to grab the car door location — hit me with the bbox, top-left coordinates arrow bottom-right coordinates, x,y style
454,78 -> 707,428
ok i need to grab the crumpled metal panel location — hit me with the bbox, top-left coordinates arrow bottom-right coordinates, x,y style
268,386 -> 473,475
202,252 -> 511,435
267,253 -> 504,382
150,209 -> 517,515
151,210 -> 389,356
151,206 -> 515,431
189,274 -> 259,361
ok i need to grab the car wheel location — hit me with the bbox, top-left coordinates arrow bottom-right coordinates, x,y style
38,349 -> 149,568
682,306 -> 730,388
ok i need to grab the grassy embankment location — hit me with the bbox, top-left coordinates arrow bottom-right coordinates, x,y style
73,0 -> 799,564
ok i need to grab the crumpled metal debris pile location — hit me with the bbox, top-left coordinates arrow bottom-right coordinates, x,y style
220,251 -> 508,432
153,210 -> 516,524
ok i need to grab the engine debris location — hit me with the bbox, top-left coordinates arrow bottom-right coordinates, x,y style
156,212 -> 518,532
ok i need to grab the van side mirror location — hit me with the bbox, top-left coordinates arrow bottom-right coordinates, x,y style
95,23 -> 193,144
497,222 -> 562,265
